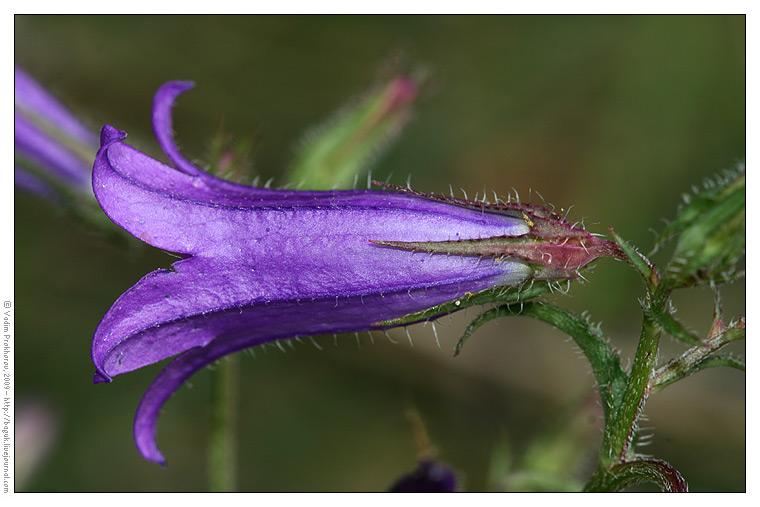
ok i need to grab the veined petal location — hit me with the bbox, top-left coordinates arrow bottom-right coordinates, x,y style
131,276 -> 520,465
94,126 -> 530,258
151,81 -> 208,177
93,249 -> 530,382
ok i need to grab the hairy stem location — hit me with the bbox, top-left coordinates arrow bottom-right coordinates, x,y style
602,314 -> 661,466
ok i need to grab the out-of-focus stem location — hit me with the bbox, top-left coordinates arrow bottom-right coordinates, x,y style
209,354 -> 239,492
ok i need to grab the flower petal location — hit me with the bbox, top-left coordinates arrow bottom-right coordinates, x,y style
131,277 -> 517,465
150,81 -> 209,177
93,128 -> 530,258
93,82 -> 539,467
93,252 -> 530,382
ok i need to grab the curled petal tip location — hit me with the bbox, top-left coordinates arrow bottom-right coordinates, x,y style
139,444 -> 167,467
152,80 -> 206,177
93,371 -> 112,384
100,125 -> 127,147
135,424 -> 167,467
159,80 -> 195,93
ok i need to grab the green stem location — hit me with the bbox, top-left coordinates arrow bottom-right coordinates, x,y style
209,353 -> 239,492
602,314 -> 661,466
584,459 -> 688,492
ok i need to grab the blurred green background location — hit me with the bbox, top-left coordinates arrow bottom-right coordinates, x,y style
14,15 -> 744,491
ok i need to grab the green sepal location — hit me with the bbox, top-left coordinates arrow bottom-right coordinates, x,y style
609,228 -> 658,289
373,281 -> 553,327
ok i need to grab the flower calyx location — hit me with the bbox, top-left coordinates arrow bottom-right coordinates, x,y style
371,182 -> 624,281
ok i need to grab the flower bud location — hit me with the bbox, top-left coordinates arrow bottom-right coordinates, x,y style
659,165 -> 745,287
286,74 -> 421,189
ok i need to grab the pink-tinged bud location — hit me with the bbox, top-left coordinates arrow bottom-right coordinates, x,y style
382,75 -> 419,115
286,73 -> 422,190
371,183 -> 624,281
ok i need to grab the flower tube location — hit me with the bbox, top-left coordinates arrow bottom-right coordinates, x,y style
93,82 -> 620,465
93,82 -> 536,464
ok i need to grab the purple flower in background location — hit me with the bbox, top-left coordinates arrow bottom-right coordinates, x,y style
14,66 -> 98,201
389,460 -> 459,492
92,82 -> 533,465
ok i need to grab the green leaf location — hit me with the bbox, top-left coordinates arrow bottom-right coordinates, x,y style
662,168 -> 745,288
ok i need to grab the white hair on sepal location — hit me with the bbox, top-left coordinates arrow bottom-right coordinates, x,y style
383,329 -> 398,344
405,326 -> 414,347
431,321 -> 440,348
308,335 -> 323,351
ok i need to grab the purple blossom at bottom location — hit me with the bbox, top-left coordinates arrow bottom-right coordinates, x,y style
92,82 -> 534,465
389,460 -> 459,492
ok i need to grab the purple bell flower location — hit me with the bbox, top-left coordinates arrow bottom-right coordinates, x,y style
92,82 -> 533,465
